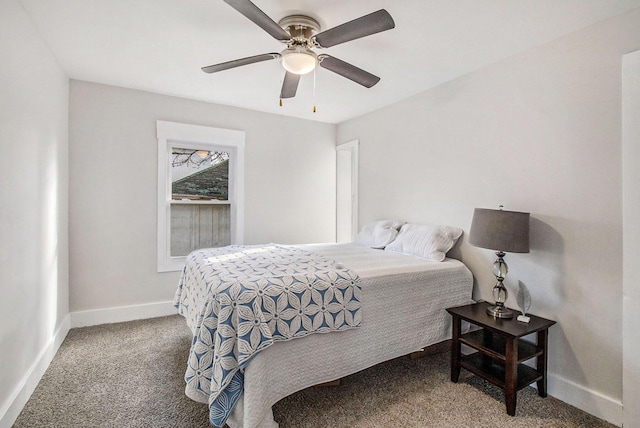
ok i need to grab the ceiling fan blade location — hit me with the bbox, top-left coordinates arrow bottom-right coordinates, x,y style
318,55 -> 380,88
202,53 -> 279,73
280,72 -> 300,99
223,0 -> 291,41
313,9 -> 395,48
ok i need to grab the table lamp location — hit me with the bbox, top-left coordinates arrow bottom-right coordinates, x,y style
469,207 -> 530,319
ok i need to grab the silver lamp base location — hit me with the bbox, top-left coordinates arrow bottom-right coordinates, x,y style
486,305 -> 514,319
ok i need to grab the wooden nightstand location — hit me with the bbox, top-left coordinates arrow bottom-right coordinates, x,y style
446,301 -> 556,416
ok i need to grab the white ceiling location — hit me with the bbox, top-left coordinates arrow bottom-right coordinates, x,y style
20,0 -> 640,124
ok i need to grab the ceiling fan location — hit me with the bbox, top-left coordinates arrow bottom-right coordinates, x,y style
202,0 -> 395,103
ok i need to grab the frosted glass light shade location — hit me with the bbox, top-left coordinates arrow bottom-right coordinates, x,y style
281,48 -> 317,75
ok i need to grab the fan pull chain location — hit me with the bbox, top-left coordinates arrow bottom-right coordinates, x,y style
279,98 -> 282,107
312,67 -> 317,113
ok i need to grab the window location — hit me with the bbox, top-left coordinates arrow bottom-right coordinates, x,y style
157,121 -> 244,272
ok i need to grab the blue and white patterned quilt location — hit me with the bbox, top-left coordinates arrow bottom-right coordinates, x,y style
173,244 -> 362,428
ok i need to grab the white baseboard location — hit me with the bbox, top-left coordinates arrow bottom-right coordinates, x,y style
548,372 -> 623,427
0,304 -> 623,428
0,314 -> 70,428
70,300 -> 176,328
0,301 -> 177,427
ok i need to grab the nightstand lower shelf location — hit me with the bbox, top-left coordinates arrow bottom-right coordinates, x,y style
460,352 -> 543,391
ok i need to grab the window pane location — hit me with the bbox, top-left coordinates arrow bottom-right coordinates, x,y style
171,148 -> 229,200
170,204 -> 231,256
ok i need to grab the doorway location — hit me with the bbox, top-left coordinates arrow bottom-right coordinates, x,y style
336,140 -> 359,243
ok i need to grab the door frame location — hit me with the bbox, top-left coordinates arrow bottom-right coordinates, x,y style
336,140 -> 359,242
622,49 -> 640,427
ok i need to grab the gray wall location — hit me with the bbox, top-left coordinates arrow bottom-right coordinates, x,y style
0,0 -> 69,422
69,81 -> 337,312
337,8 -> 640,424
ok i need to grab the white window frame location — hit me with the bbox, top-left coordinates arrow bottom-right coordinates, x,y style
156,120 -> 245,272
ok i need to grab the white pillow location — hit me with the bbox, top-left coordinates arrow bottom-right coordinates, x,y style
384,223 -> 463,261
354,220 -> 404,249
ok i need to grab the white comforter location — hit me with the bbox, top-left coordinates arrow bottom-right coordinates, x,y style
222,243 -> 474,428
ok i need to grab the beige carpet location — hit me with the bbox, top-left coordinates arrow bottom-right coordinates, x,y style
13,315 -> 614,428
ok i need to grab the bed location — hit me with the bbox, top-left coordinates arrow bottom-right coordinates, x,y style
174,223 -> 474,428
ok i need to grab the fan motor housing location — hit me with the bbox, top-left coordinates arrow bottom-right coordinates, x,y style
278,15 -> 320,43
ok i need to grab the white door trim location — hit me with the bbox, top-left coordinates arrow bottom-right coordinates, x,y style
336,140 -> 359,242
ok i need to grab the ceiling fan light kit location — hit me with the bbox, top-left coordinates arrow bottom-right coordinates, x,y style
280,46 -> 317,75
278,15 -> 320,76
203,0 -> 395,108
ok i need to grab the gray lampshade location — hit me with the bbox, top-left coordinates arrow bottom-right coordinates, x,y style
469,208 -> 530,253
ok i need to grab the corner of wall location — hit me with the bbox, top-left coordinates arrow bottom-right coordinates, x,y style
548,373 -> 623,426
0,315 -> 71,428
